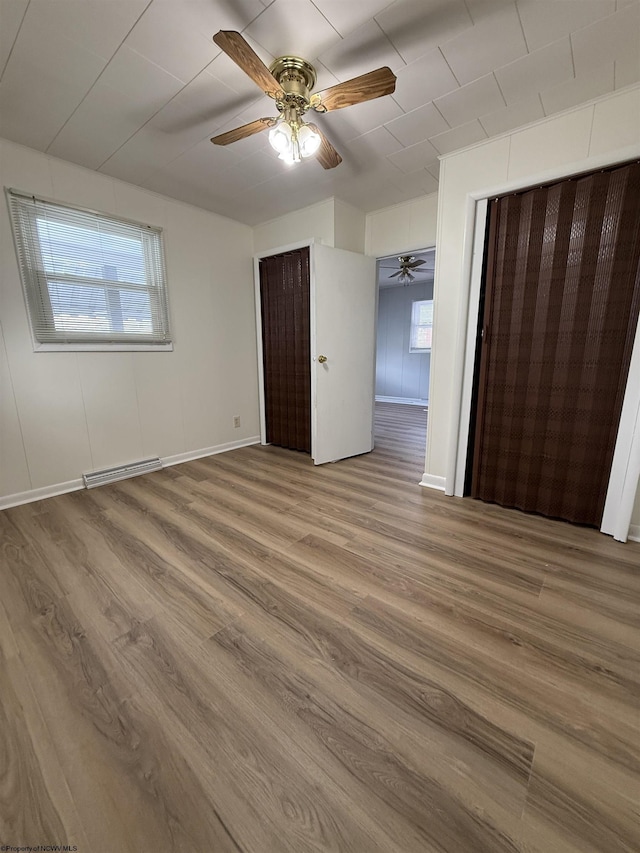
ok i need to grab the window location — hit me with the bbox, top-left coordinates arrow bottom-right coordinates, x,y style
410,299 -> 433,352
7,189 -> 171,349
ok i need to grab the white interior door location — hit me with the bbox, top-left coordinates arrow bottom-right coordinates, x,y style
312,244 -> 377,465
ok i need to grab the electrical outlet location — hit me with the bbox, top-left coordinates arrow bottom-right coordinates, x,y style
233,415 -> 241,428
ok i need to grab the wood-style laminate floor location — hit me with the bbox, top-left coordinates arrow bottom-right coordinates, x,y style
1,402 -> 639,852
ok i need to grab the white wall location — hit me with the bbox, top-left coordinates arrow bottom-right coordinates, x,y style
376,281 -> 432,403
334,199 -> 365,254
365,194 -> 438,258
427,84 -> 640,529
252,197 -> 366,255
0,140 -> 260,507
252,198 -> 335,254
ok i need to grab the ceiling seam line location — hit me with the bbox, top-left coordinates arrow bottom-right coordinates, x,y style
492,73 -> 509,111
373,18 -> 407,70
537,93 -> 547,118
307,1 -> 343,41
514,1 -> 531,54
96,42 -> 277,172
45,0 -> 156,153
438,47 -> 462,88
96,77 -> 265,173
0,0 -> 31,83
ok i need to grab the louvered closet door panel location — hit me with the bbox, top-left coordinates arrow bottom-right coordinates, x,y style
472,162 -> 640,527
259,247 -> 311,452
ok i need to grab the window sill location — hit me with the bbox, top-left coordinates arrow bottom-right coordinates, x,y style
33,342 -> 174,353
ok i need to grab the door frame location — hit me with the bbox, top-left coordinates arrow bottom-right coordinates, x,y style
375,246 -> 436,407
253,239 -> 317,449
448,171 -> 640,543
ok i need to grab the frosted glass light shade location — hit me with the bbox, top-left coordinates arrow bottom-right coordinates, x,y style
268,121 -> 292,154
298,124 -> 321,157
270,118 -> 320,164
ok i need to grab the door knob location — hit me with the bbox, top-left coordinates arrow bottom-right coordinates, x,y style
318,355 -> 328,363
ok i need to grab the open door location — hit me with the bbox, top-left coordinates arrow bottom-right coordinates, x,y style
312,244 -> 377,465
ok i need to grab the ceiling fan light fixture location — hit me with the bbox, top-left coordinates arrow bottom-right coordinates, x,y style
268,118 -> 292,154
278,146 -> 301,165
298,123 -> 321,157
271,116 -> 321,165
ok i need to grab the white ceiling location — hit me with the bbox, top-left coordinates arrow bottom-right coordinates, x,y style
1,0 -> 638,225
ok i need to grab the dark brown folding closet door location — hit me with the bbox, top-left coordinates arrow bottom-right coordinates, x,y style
259,247 -> 311,452
471,162 -> 640,527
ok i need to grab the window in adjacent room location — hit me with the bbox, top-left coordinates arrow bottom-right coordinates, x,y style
6,189 -> 172,350
409,299 -> 433,353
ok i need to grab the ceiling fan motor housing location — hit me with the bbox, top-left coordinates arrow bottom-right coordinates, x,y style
270,56 -> 317,115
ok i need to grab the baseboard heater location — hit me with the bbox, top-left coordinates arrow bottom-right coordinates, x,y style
83,457 -> 163,489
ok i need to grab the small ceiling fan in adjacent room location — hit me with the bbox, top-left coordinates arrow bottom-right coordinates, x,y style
209,30 -> 397,169
380,255 -> 427,284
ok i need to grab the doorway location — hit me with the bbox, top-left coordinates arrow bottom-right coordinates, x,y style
467,162 -> 640,528
374,248 -> 434,466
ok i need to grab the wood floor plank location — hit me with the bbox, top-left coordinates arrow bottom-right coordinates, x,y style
12,595 -> 241,853
203,447 -> 380,512
62,487 -> 241,642
0,510 -> 67,623
204,547 -> 536,787
11,500 -> 162,643
294,498 -> 548,595
1,401 -> 638,852
284,535 -> 640,708
112,612 -> 412,853
518,735 -> 640,853
0,647 -> 81,846
351,594 -> 640,775
201,571 -> 535,832
211,621 -> 522,853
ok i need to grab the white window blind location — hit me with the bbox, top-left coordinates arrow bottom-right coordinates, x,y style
7,189 -> 171,348
410,299 -> 433,353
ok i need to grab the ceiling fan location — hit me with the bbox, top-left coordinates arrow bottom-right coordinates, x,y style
210,30 -> 397,169
381,255 -> 427,284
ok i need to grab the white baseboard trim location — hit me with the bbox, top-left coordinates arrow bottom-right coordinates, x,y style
628,524 -> 640,543
0,437 -> 261,511
376,395 -> 428,406
162,436 -> 261,468
0,479 -> 84,511
419,473 -> 446,491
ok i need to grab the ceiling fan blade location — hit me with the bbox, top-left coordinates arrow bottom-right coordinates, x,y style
213,30 -> 283,98
311,67 -> 396,112
211,118 -> 274,146
307,124 -> 342,169
407,259 -> 426,268
389,270 -> 404,279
